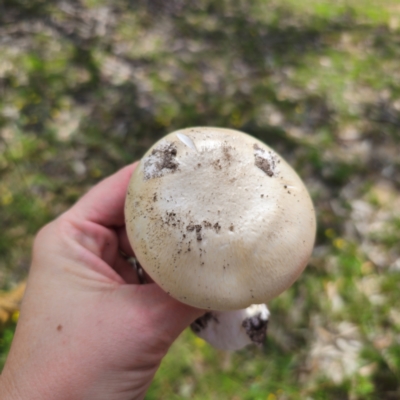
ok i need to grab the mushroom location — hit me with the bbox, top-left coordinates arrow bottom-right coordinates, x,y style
125,127 -> 316,350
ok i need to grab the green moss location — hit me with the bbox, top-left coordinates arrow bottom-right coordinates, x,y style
0,325 -> 16,371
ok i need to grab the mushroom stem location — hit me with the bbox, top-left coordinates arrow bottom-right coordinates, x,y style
191,304 -> 270,351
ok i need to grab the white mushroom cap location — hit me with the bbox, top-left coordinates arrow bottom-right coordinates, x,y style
125,127 -> 316,311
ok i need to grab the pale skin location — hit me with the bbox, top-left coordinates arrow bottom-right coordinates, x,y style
0,163 -> 204,400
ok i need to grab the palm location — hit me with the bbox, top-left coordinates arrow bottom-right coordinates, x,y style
1,164 -> 203,400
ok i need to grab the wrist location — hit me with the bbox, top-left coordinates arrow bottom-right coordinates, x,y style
0,369 -> 23,400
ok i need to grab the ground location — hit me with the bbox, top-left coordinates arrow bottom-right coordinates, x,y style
1,1 -> 400,399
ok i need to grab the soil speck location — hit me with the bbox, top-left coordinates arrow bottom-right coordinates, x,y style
143,142 -> 179,180
203,221 -> 212,228
242,314 -> 268,345
253,144 -> 278,177
186,224 -> 195,231
190,312 -> 219,333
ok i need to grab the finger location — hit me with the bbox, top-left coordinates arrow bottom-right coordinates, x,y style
70,162 -> 138,227
143,285 -> 204,340
122,284 -> 204,341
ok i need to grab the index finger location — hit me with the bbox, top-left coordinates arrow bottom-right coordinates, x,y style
69,162 -> 138,227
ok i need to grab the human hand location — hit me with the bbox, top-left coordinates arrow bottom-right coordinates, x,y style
0,163 -> 204,400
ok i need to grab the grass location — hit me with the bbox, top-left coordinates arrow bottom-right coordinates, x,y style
0,326 -> 15,372
1,0 -> 400,398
